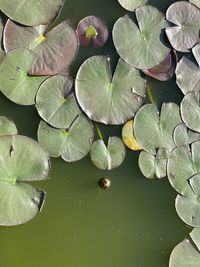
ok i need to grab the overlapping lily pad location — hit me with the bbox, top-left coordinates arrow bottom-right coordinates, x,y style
38,115 -> 93,162
0,0 -> 64,26
113,5 -> 170,69
90,137 -> 125,170
122,120 -> 141,150
0,135 -> 50,226
36,75 -> 81,129
167,141 -> 200,197
134,103 -> 181,154
166,1 -> 200,52
0,48 -> 46,105
180,91 -> 200,133
190,0 -> 200,8
118,0 -> 148,11
139,148 -> 168,179
0,18 -> 4,62
173,123 -> 200,147
4,20 -> 78,75
143,51 -> 176,81
76,15 -> 108,48
169,228 -> 200,267
176,57 -> 200,95
75,56 -> 145,125
0,116 -> 17,136
193,43 -> 200,67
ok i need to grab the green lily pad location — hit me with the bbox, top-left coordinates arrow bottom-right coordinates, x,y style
122,120 -> 141,151
0,135 -> 50,226
180,91 -> 200,133
173,123 -> 200,147
166,2 -> 200,52
113,5 -> 170,69
0,18 -> 4,62
190,0 -> 200,8
4,20 -> 78,76
176,57 -> 200,95
118,0 -> 148,11
0,48 -> 46,105
139,148 -> 168,179
175,191 -> 200,227
38,115 -> 94,162
169,235 -> 200,267
167,141 -> 200,197
134,103 -> 181,154
36,75 -> 81,129
190,228 -> 200,252
0,0 -> 64,26
90,137 -> 125,170
75,56 -> 145,125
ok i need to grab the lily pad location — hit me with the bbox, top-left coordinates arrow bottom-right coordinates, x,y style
4,20 -> 78,76
173,123 -> 200,147
76,15 -> 108,48
166,1 -> 200,52
180,91 -> 200,133
0,0 -> 64,26
90,137 -> 125,170
0,135 -> 50,226
167,141 -> 200,197
175,191 -> 200,227
113,5 -> 170,69
0,48 -> 46,105
0,116 -> 18,136
134,103 -> 181,154
122,120 -> 141,150
143,51 -> 176,81
176,57 -> 200,95
169,236 -> 200,267
36,75 -> 81,129
0,18 -> 4,62
75,56 -> 145,125
139,148 -> 168,179
118,0 -> 148,11
190,0 -> 200,8
38,115 -> 94,162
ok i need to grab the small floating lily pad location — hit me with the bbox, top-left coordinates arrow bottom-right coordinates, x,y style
169,230 -> 200,267
113,5 -> 170,69
166,2 -> 200,52
0,116 -> 17,136
38,115 -> 94,162
175,190 -> 200,227
176,57 -> 200,95
139,148 -> 168,179
90,137 -> 125,170
143,51 -> 176,81
192,43 -> 200,67
173,123 -> 200,147
76,15 -> 108,48
4,20 -> 78,76
118,0 -> 148,11
0,48 -> 46,105
180,91 -> 200,133
122,120 -> 141,150
0,135 -> 50,226
167,141 -> 200,197
36,75 -> 81,129
0,0 -> 64,26
134,103 -> 181,154
75,56 -> 145,125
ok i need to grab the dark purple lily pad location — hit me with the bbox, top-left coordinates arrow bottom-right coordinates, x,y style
4,20 -> 78,76
143,50 -> 177,81
76,15 -> 109,48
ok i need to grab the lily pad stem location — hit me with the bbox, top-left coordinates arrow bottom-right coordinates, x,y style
96,124 -> 103,140
147,86 -> 156,104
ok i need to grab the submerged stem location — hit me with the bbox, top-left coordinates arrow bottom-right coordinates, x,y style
147,86 -> 156,104
96,124 -> 103,140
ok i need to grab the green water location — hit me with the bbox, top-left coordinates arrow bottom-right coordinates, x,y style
0,0 -> 190,266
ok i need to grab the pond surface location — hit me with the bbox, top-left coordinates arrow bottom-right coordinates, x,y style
0,0 -> 190,266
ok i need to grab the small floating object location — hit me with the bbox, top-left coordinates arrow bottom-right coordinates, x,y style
98,178 -> 111,189
76,15 -> 109,48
